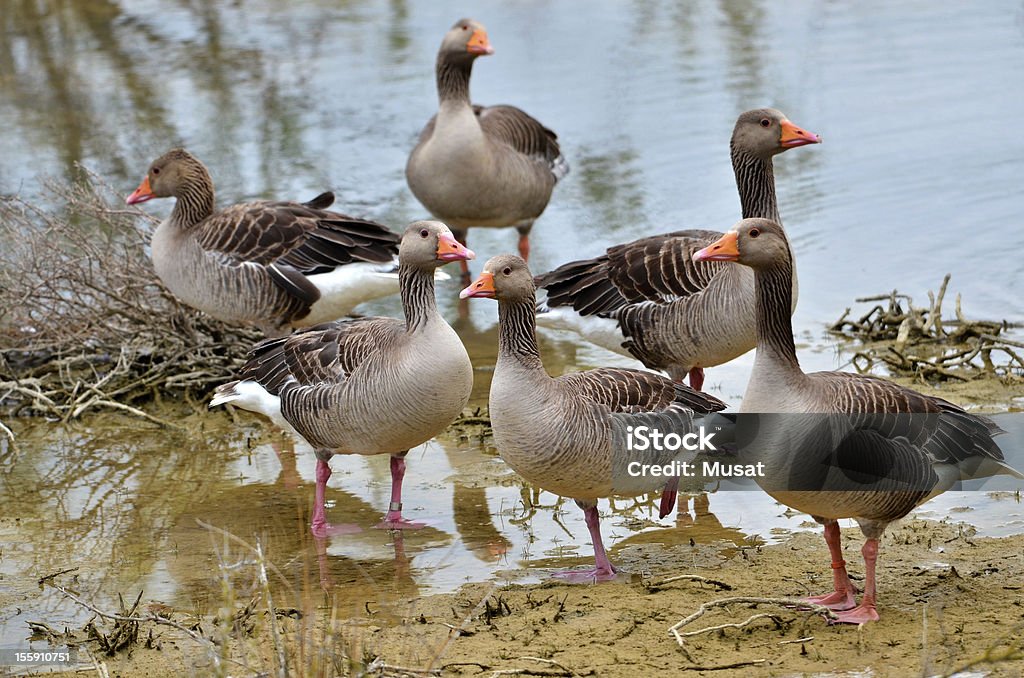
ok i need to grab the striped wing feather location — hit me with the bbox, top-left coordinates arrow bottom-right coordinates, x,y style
558,368 -> 726,415
194,193 -> 399,272
476,105 -> 567,179
236,317 -> 404,394
537,229 -> 728,317
815,372 -> 1006,468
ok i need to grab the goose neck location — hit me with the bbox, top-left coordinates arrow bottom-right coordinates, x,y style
731,146 -> 781,224
497,299 -> 545,369
436,53 -> 473,105
169,178 -> 215,230
753,262 -> 801,372
399,264 -> 438,331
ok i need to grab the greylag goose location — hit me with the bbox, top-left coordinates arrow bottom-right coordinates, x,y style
210,221 -> 475,536
461,255 -> 727,581
535,109 -> 819,390
406,18 -> 568,282
692,218 -> 1021,623
127,148 -> 439,334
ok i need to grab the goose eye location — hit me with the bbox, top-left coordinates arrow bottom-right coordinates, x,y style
461,24 -> 469,30
419,228 -> 429,238
749,228 -> 761,238
152,167 -> 161,175
502,266 -> 512,276
759,119 -> 770,128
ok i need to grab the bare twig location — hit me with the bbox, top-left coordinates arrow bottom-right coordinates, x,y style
680,659 -> 767,671
668,596 -> 836,646
653,574 -> 733,591
0,166 -> 263,422
830,275 -> 1022,382
38,566 -> 80,585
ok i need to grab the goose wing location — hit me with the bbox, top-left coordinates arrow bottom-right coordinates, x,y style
234,317 -> 405,394
558,367 -> 726,415
477,105 -> 568,180
536,229 -> 729,317
816,373 -> 1008,473
194,193 -> 399,271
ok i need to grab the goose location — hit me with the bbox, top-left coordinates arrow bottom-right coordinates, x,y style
126,148 -> 446,334
406,18 -> 569,283
535,109 -> 819,390
210,221 -> 475,536
692,218 -> 1021,623
461,255 -> 728,581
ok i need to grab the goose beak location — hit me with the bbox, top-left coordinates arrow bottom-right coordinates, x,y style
437,232 -> 475,262
126,176 -> 155,205
779,119 -> 821,148
692,231 -> 740,263
466,29 -> 494,55
460,271 -> 496,299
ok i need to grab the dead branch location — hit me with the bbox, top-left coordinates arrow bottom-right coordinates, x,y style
829,275 -> 1022,382
668,596 -> 837,646
0,164 -> 262,421
652,574 -> 733,591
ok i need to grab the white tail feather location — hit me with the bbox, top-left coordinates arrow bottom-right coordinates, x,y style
210,380 -> 294,433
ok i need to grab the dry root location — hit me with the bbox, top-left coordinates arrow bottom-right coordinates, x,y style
668,596 -> 837,646
830,274 -> 1023,382
0,165 -> 262,422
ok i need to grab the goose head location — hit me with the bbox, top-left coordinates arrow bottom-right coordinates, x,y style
439,18 -> 494,63
401,220 -> 475,268
691,218 -> 791,270
731,108 -> 821,159
126,148 -> 211,205
460,254 -> 534,302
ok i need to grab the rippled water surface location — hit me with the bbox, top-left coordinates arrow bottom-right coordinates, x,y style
1,0 -> 1023,653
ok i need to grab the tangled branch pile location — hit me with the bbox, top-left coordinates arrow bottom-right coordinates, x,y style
830,275 -> 1023,382
0,166 -> 261,422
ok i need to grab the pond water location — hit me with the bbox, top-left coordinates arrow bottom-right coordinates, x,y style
1,0 -> 1023,655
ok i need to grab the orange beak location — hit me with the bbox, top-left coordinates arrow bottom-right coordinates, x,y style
460,271 -> 496,299
692,231 -> 740,263
466,29 -> 494,55
437,232 -> 475,262
126,175 -> 155,205
779,119 -> 821,148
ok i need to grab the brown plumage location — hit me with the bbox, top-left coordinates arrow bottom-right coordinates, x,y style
211,221 -> 476,536
127,148 -> 408,333
462,254 -> 727,582
692,218 -> 1019,623
406,19 -> 568,277
535,109 -> 820,389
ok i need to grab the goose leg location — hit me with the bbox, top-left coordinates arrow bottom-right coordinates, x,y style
310,457 -> 361,538
659,476 -> 679,519
552,500 -> 618,583
453,229 -> 472,286
830,539 -> 880,624
376,452 -> 428,530
516,222 -> 533,262
803,519 -> 857,610
687,368 -> 705,391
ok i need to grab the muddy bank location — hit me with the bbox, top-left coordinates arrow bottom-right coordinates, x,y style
25,518 -> 1024,677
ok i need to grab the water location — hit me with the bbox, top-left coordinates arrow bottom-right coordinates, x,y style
1,0 -> 1023,653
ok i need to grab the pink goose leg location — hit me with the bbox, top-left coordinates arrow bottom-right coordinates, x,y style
517,233 -> 530,261
687,367 -> 705,392
552,502 -> 619,583
376,453 -> 427,530
831,539 -> 881,624
310,458 -> 361,538
804,520 -> 857,611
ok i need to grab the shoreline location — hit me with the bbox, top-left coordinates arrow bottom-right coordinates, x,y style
19,516 -> 1024,677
